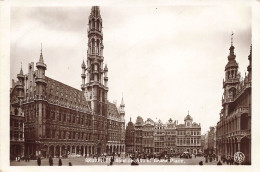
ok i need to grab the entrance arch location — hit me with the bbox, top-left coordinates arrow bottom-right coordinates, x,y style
240,137 -> 250,164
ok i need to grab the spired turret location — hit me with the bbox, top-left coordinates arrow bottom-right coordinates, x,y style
119,95 -> 125,115
223,33 -> 240,89
17,64 -> 25,99
81,59 -> 86,90
35,44 -> 47,86
104,64 -> 108,87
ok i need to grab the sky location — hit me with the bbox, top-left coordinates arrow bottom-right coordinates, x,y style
10,5 -> 251,134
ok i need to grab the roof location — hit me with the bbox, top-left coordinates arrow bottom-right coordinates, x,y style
45,76 -> 90,111
184,114 -> 193,121
108,102 -> 120,118
135,116 -> 144,125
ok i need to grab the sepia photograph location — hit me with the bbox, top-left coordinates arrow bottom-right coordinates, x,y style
1,0 -> 258,170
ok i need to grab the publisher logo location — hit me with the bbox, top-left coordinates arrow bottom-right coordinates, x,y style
234,152 -> 245,163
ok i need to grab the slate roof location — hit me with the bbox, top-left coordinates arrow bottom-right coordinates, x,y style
45,76 -> 91,112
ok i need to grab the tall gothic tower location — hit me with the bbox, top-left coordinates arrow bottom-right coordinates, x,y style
81,6 -> 108,154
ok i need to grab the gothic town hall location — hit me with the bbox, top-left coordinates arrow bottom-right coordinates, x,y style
10,6 -> 126,160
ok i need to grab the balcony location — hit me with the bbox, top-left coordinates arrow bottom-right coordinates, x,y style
226,129 -> 251,138
229,106 -> 249,118
87,29 -> 103,36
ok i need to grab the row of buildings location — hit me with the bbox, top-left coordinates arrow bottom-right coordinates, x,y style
10,6 -> 125,159
215,38 -> 252,164
125,113 -> 202,155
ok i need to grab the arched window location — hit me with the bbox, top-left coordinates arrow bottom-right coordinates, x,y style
97,39 -> 100,55
97,20 -> 100,30
15,109 -> 18,116
92,18 -> 95,29
91,39 -> 95,54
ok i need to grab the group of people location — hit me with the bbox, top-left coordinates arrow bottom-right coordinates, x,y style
36,156 -> 65,166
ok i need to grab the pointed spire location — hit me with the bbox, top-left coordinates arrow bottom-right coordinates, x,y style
91,6 -> 101,18
229,32 -> 235,56
39,43 -> 44,63
19,62 -> 23,75
231,31 -> 234,46
130,117 -> 131,122
120,92 -> 125,106
81,59 -> 86,68
248,44 -> 252,61
247,44 -> 252,73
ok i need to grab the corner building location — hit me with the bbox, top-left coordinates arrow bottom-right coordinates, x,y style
216,42 -> 251,164
10,6 -> 125,158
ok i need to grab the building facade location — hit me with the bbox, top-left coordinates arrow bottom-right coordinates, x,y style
10,74 -> 25,160
10,6 -> 125,159
176,114 -> 201,154
125,113 -> 201,155
125,118 -> 135,153
216,40 -> 252,164
106,99 -> 125,154
142,118 -> 154,154
154,119 -> 165,154
134,116 -> 144,153
165,118 -> 177,155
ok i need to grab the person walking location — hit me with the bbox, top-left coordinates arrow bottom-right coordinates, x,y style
58,158 -> 62,166
110,157 -> 113,165
37,157 -> 41,166
49,156 -> 53,166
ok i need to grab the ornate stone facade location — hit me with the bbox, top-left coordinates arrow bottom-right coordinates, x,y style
125,114 -> 201,155
125,118 -> 135,153
142,118 -> 154,154
216,41 -> 251,164
10,6 -> 125,158
176,114 -> 201,154
10,74 -> 25,160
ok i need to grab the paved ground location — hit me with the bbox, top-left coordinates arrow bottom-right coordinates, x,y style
11,156 -> 219,166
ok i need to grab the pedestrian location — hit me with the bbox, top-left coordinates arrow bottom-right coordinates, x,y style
28,155 -> 30,162
230,156 -> 234,165
37,157 -> 41,166
227,156 -> 230,165
217,160 -> 222,165
58,158 -> 62,166
49,156 -> 53,166
69,162 -> 72,166
110,157 -> 113,165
